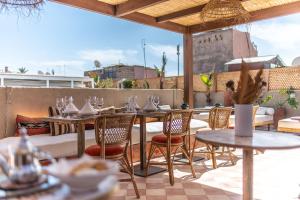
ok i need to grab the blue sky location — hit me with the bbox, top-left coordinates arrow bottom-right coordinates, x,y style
0,2 -> 300,77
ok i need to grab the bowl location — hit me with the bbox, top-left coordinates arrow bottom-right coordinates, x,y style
47,157 -> 119,191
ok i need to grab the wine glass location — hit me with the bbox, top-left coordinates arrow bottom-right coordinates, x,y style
153,96 -> 160,107
90,96 -> 98,109
56,97 -> 65,117
97,97 -> 104,109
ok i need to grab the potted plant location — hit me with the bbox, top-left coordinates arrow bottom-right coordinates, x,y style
271,87 -> 299,128
200,72 -> 214,106
232,62 -> 264,137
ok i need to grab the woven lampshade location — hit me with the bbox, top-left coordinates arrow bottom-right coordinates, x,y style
0,0 -> 43,12
200,0 -> 250,23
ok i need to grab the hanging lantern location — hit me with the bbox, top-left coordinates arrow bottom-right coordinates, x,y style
200,0 -> 250,24
0,0 -> 44,14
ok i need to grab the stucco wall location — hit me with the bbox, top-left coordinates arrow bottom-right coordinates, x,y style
0,88 -> 183,138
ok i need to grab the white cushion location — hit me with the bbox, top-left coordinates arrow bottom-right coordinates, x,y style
0,130 -> 96,158
256,107 -> 267,115
158,105 -> 172,111
193,112 -> 209,121
131,119 -> 209,145
266,108 -> 275,115
278,118 -> 300,129
230,114 -> 273,126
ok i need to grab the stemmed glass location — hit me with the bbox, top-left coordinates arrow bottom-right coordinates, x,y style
97,97 -> 104,109
90,96 -> 98,109
153,96 -> 160,107
56,97 -> 65,117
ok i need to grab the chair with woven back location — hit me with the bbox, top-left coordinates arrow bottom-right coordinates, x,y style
146,110 -> 196,186
192,107 -> 233,169
84,113 -> 140,198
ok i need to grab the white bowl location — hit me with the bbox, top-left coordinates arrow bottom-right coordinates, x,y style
47,158 -> 119,191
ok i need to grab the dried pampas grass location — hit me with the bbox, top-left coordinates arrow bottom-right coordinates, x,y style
233,61 -> 263,104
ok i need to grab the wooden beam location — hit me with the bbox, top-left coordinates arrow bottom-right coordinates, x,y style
190,1 -> 300,33
51,0 -> 187,33
122,12 -> 187,33
156,4 -> 205,23
116,0 -> 168,17
183,31 -> 194,108
52,0 -> 114,16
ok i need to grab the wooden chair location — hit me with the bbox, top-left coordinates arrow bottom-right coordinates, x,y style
85,114 -> 140,198
145,110 -> 196,185
192,107 -> 233,169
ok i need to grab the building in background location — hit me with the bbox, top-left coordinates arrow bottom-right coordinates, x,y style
0,66 -> 93,88
292,56 -> 300,67
193,28 -> 258,73
225,55 -> 285,71
84,64 -> 157,80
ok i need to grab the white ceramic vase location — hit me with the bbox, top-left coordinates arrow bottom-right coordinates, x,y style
234,104 -> 253,137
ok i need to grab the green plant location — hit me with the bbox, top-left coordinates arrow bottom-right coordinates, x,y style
200,72 -> 214,105
274,87 -> 299,109
143,80 -> 150,89
154,52 -> 167,89
18,67 -> 28,74
123,79 -> 133,89
95,78 -> 114,88
261,95 -> 273,104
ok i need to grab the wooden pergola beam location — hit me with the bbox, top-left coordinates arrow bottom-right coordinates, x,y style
116,0 -> 168,17
52,0 -> 187,33
189,1 -> 300,33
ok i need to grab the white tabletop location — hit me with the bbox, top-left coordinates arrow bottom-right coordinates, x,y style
196,129 -> 300,150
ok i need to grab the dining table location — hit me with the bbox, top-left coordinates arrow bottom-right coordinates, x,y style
195,129 -> 300,200
133,111 -> 168,177
42,115 -> 99,157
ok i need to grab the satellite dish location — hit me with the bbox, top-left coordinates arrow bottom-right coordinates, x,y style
292,56 -> 300,66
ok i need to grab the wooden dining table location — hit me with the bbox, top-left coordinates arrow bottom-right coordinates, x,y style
42,115 -> 99,157
195,129 -> 300,200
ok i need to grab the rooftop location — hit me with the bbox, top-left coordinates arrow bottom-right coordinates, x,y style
225,55 -> 285,66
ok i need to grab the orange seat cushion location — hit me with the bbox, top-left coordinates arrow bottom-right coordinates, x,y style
152,134 -> 183,144
85,144 -> 124,157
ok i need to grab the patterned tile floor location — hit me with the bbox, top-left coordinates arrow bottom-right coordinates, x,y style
111,149 -> 300,200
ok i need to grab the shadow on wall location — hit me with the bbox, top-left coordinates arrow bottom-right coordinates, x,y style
0,88 -> 183,138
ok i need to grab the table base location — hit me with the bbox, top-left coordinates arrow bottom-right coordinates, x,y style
133,165 -> 166,177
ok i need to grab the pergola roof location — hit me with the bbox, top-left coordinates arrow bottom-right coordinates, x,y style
53,0 -> 300,33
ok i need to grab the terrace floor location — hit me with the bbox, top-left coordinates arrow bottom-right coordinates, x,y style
112,149 -> 300,200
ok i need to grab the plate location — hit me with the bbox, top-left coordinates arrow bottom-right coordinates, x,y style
0,175 -> 61,199
0,174 -> 47,191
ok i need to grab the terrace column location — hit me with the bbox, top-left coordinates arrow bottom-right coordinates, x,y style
183,31 -> 194,108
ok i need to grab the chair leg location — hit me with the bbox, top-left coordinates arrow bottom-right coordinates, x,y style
181,146 -> 196,178
191,139 -> 197,161
121,157 -> 140,199
227,147 -> 235,165
211,145 -> 217,169
166,145 -> 174,185
145,142 -> 156,177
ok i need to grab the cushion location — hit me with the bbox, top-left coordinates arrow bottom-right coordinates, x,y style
158,105 -> 172,111
193,112 -> 209,121
48,106 -> 75,136
256,107 -> 267,115
152,134 -> 183,144
0,130 -> 96,158
131,119 -> 209,145
16,115 -> 50,136
266,108 -> 275,115
85,144 -> 124,157
278,118 -> 300,129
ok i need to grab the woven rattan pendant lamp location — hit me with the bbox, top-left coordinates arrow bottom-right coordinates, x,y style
0,0 -> 43,13
200,0 -> 250,23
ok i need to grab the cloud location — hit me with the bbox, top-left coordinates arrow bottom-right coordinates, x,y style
28,60 -> 85,67
249,22 -> 300,50
148,44 -> 183,62
79,49 -> 139,65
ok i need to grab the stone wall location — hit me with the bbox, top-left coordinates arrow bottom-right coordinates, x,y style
0,88 -> 183,138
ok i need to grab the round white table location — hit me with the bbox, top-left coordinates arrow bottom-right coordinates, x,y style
195,129 -> 300,200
